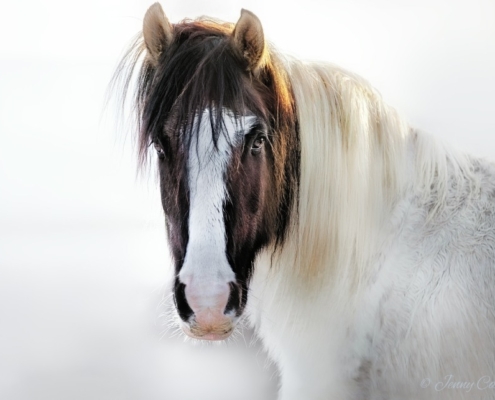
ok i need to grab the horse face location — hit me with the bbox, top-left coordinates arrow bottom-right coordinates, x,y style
129,4 -> 298,340
156,110 -> 273,340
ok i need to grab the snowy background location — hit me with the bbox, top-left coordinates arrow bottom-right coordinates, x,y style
1,0 -> 494,399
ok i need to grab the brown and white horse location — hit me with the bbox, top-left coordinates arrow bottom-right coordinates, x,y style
114,3 -> 495,399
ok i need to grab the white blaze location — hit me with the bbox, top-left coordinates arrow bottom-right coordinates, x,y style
178,109 -> 256,306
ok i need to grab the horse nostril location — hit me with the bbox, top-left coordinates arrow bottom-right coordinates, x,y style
173,280 -> 194,322
224,282 -> 241,315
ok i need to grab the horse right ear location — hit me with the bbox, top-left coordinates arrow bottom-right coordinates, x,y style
143,2 -> 173,66
232,9 -> 266,72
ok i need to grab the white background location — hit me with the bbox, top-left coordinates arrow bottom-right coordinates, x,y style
1,0 -> 494,399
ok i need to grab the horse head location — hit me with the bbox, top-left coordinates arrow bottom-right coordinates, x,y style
137,3 -> 299,340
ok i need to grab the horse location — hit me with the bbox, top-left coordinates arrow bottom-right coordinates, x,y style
113,3 -> 495,399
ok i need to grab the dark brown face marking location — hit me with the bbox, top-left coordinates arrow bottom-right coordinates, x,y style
223,119 -> 276,314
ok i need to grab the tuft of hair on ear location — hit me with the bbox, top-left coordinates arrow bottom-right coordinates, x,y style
232,9 -> 267,72
143,2 -> 173,66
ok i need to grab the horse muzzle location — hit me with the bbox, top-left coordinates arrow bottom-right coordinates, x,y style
179,281 -> 236,341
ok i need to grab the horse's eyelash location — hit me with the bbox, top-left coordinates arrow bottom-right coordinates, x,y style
245,124 -> 266,137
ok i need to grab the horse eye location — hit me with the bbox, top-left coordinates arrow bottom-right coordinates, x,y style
251,136 -> 266,155
153,141 -> 165,159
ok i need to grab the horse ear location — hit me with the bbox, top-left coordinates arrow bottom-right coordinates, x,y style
232,9 -> 266,72
143,2 -> 173,66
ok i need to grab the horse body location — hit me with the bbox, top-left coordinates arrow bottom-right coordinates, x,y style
249,146 -> 495,399
114,4 -> 495,398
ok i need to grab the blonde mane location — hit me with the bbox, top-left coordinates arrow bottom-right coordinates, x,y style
273,55 -> 478,290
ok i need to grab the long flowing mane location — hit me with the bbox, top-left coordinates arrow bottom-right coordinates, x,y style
284,59 -> 411,287
277,57 -> 479,290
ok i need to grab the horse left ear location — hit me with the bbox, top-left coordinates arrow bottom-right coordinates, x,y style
232,9 -> 266,72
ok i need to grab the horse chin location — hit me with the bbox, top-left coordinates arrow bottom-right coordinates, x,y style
180,320 -> 235,341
